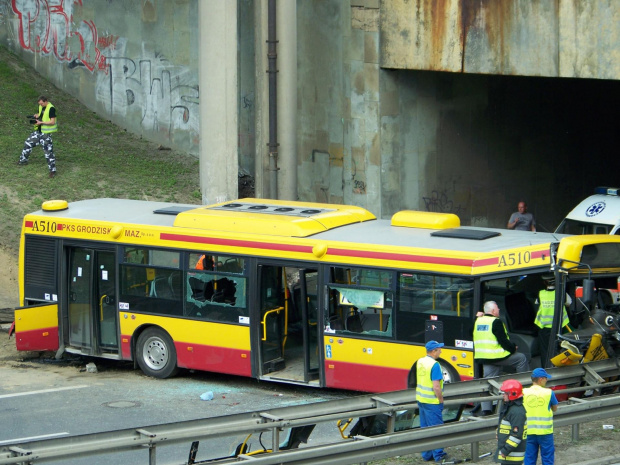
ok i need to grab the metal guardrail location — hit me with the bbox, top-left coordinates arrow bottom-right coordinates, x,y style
2,358 -> 620,465
210,394 -> 620,465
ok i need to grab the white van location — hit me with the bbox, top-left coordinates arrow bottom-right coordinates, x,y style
555,187 -> 620,235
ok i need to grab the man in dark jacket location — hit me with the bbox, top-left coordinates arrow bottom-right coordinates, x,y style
496,379 -> 527,464
474,301 -> 530,414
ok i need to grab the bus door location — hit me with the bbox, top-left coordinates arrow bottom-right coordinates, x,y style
256,264 -> 320,386
65,247 -> 118,355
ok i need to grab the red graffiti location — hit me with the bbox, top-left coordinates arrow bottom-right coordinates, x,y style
11,0 -> 111,73
97,35 -> 118,50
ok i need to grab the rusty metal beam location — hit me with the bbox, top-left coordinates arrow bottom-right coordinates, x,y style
380,0 -> 620,80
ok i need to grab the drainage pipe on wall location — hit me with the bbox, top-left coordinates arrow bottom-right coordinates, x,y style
267,0 -> 278,199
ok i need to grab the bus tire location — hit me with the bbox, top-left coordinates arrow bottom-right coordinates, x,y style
438,358 -> 460,384
136,327 -> 179,379
407,358 -> 460,389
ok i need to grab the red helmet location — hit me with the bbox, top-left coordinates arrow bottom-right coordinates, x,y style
500,379 -> 523,401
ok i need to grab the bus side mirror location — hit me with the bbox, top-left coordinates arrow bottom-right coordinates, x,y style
582,279 -> 595,305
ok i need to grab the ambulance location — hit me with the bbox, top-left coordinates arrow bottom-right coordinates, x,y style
555,187 -> 620,235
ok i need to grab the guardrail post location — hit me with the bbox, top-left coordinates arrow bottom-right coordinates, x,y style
372,396 -> 397,435
568,397 -> 584,441
272,427 -> 280,452
149,444 -> 156,465
471,441 -> 479,462
386,413 -> 395,434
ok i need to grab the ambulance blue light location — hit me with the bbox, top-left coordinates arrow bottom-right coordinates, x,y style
594,187 -> 620,196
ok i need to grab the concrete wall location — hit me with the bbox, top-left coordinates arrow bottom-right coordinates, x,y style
0,0 -> 200,155
296,0 -> 620,229
297,2 -> 385,214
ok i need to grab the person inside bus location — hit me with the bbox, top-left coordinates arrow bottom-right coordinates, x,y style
473,301 -> 530,416
535,274 -> 572,366
507,201 -> 536,232
195,254 -> 215,270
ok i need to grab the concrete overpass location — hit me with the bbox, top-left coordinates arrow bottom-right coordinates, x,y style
2,0 -> 618,229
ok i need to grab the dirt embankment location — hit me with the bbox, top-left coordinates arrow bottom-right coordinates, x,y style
0,248 -> 18,312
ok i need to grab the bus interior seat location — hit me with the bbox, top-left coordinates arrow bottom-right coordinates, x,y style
359,312 -> 390,332
203,278 -> 237,304
484,290 -> 539,358
221,278 -> 237,304
219,259 -> 242,273
150,276 -> 174,299
169,271 -> 182,299
211,289 -> 225,303
203,280 -> 216,301
484,289 -> 523,332
346,313 -> 363,332
504,292 -> 539,336
329,314 -> 344,330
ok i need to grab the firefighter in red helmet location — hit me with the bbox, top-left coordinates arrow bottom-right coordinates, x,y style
495,379 -> 528,463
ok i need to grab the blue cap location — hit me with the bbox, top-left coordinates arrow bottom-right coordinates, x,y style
532,368 -> 551,379
425,340 -> 444,351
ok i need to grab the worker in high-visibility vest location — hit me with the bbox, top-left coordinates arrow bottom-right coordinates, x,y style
18,95 -> 58,178
535,275 -> 572,366
523,368 -> 558,465
473,301 -> 530,416
416,340 -> 450,463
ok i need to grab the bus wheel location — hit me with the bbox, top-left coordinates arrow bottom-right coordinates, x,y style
438,358 -> 460,384
136,328 -> 179,378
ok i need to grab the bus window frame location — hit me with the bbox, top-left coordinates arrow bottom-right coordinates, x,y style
326,283 -> 394,338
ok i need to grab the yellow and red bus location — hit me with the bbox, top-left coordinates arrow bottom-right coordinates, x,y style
14,198 -> 620,392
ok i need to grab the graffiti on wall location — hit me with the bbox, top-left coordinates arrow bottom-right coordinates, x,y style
11,0 -> 109,72
97,45 -> 199,140
351,158 -> 366,195
8,0 -> 199,150
423,190 -> 464,216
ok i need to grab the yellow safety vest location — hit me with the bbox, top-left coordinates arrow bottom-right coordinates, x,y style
416,356 -> 442,404
473,315 -> 511,360
535,289 -> 569,329
37,103 -> 58,134
523,384 -> 554,435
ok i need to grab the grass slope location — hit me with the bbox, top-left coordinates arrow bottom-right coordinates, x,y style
0,45 -> 201,256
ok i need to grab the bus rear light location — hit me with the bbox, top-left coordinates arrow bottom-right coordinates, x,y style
187,347 -> 194,352
42,332 -> 49,337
